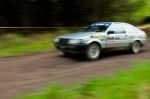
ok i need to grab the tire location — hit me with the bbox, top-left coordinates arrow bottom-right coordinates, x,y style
86,43 -> 101,61
63,52 -> 72,56
130,41 -> 141,54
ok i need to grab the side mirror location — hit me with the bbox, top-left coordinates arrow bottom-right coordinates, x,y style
108,31 -> 114,34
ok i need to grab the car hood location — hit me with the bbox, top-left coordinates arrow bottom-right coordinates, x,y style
59,32 -> 102,39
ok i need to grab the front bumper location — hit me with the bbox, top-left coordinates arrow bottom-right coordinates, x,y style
55,43 -> 88,54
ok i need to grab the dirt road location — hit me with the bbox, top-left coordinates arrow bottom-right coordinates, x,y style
0,42 -> 150,99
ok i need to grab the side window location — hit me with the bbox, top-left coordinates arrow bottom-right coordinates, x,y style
109,24 -> 126,34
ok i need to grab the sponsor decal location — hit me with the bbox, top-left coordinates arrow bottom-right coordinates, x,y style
91,35 -> 106,40
107,36 -> 126,40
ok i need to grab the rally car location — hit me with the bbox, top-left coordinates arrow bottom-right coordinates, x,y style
54,22 -> 147,61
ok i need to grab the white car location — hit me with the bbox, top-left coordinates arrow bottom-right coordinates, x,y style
54,22 -> 147,60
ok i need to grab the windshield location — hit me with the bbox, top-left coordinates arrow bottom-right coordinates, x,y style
83,24 -> 110,32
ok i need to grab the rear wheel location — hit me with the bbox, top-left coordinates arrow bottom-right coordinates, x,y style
86,43 -> 101,61
131,41 -> 141,54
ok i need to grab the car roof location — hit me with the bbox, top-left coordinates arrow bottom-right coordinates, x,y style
91,22 -> 130,26
94,22 -> 128,24
91,22 -> 112,26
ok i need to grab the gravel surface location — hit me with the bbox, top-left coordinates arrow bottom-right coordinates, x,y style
0,41 -> 149,99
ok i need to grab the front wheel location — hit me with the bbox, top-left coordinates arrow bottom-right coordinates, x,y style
130,41 -> 141,54
63,52 -> 72,56
86,43 -> 101,61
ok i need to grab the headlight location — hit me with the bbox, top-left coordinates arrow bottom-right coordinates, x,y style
54,38 -> 59,42
68,39 -> 81,44
68,39 -> 88,44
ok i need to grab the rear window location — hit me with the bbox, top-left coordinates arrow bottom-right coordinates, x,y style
124,23 -> 142,33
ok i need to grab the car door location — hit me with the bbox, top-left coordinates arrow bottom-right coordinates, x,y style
106,23 -> 129,48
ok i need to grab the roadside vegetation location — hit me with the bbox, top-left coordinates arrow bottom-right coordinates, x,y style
0,0 -> 150,26
0,29 -> 75,57
19,61 -> 150,99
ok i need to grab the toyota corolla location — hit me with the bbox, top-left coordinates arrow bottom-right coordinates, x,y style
54,22 -> 147,60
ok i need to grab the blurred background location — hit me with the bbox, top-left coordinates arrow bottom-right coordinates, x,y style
0,1 -> 150,99
0,0 -> 150,57
0,0 -> 149,27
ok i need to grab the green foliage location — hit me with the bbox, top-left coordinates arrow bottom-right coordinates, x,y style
0,33 -> 52,57
132,0 -> 150,23
19,61 -> 150,99
0,0 -> 149,26
0,30 -> 73,57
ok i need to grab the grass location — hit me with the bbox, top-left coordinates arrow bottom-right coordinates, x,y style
0,29 -> 73,57
19,61 -> 150,99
